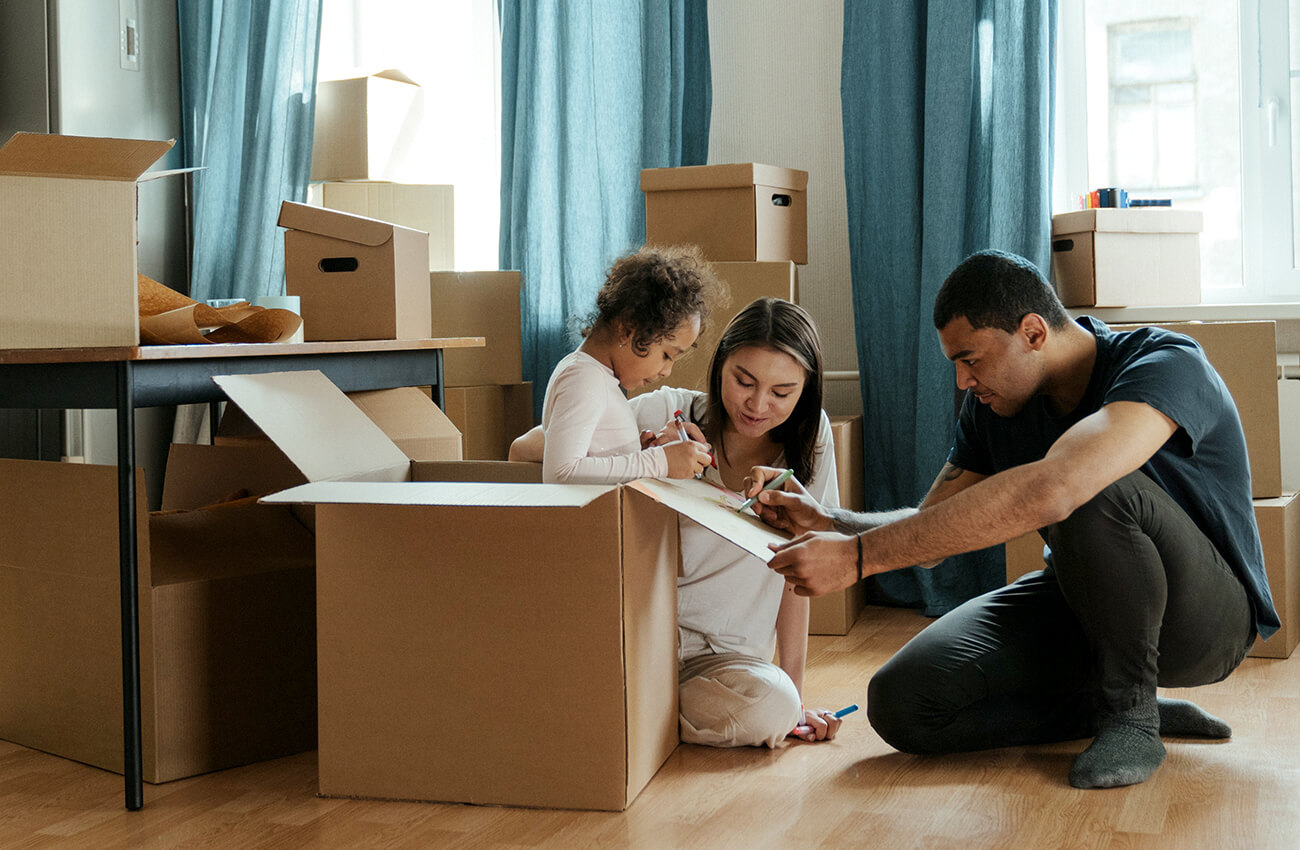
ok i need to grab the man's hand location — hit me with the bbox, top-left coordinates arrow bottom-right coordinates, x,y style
744,466 -> 832,535
767,531 -> 860,597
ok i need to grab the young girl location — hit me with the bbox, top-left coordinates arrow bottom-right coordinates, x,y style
541,245 -> 718,484
519,297 -> 844,746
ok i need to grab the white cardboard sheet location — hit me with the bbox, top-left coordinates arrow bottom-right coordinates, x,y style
262,480 -> 613,508
628,477 -> 789,563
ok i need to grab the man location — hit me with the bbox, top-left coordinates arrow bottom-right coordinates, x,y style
756,249 -> 1277,789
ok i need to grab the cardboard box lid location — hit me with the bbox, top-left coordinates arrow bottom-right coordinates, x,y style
322,67 -> 418,87
277,200 -> 426,247
213,371 -> 411,483
263,480 -> 614,508
1051,208 -> 1204,236
0,132 -> 173,181
640,163 -> 809,193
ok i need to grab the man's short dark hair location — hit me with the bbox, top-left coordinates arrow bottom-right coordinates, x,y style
932,249 -> 1071,333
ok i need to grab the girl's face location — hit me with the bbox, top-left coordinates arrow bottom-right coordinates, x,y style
719,345 -> 807,439
611,314 -> 701,391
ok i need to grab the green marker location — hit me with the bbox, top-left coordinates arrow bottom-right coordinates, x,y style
736,468 -> 794,513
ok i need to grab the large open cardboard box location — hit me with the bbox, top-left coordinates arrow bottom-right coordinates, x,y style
0,132 -> 185,348
310,70 -> 420,182
222,370 -> 794,810
1052,209 -> 1203,307
316,181 -> 454,272
0,451 -> 317,783
279,201 -> 432,342
1112,321 -> 1279,498
429,271 -> 524,387
641,163 -> 808,263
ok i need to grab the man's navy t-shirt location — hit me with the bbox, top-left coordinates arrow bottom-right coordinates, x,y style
948,316 -> 1279,640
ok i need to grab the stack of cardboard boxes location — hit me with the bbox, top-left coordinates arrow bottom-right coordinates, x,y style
640,163 -> 867,635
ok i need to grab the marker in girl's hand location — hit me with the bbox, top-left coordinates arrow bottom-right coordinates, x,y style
673,409 -> 710,479
736,468 -> 794,513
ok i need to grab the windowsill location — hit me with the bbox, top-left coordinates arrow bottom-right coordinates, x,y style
1070,303 -> 1300,323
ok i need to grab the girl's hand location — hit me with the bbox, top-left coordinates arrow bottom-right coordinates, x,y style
663,439 -> 712,479
789,707 -> 843,742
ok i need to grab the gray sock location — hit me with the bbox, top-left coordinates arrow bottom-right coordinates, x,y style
1158,697 -> 1231,739
1069,699 -> 1166,789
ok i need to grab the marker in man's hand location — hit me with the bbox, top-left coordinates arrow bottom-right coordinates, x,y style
832,703 -> 859,719
736,468 -> 794,513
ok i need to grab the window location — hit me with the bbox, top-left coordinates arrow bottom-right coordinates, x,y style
1055,0 -> 1300,303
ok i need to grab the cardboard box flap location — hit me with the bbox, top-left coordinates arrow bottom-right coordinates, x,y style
0,132 -> 174,181
213,371 -> 411,483
323,68 -> 419,86
277,200 -> 419,247
347,388 -> 462,461
1052,208 -> 1204,236
640,163 -> 808,193
628,477 -> 790,563
261,480 -> 614,507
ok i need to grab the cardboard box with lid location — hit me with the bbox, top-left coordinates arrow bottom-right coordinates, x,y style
279,201 -> 431,341
1051,208 -> 1203,308
641,163 -> 808,263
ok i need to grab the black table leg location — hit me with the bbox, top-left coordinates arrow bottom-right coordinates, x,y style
116,362 -> 143,810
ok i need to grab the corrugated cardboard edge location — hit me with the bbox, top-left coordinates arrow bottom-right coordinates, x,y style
0,132 -> 173,181
278,200 -> 419,247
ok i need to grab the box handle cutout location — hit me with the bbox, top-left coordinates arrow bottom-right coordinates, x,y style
319,257 -> 360,273
1052,239 -> 1074,253
771,193 -> 792,207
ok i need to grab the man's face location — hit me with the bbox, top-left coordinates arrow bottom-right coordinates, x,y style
938,316 -> 1043,417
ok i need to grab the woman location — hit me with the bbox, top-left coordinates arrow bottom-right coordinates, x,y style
512,297 -> 844,747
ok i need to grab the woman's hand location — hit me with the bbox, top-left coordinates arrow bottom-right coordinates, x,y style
663,439 -> 712,479
745,466 -> 833,535
788,706 -> 843,742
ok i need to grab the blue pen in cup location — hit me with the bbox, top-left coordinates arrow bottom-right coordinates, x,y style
736,468 -> 794,513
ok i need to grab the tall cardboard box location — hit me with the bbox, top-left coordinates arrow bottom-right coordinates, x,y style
1113,321 -> 1279,498
310,70 -> 420,182
442,382 -> 534,461
641,163 -> 808,263
279,201 -> 432,341
0,454 -> 317,783
1249,493 -> 1300,659
222,370 -> 800,810
809,415 -> 867,635
1051,209 -> 1203,307
318,181 -> 454,272
631,261 -> 798,398
429,271 -> 524,387
0,133 -> 183,349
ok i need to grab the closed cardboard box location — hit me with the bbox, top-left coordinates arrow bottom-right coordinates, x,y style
0,454 -> 317,783
1051,209 -> 1202,307
429,271 -> 523,387
279,201 -> 432,341
642,163 -> 808,263
809,415 -> 867,635
0,133 -> 184,349
318,182 -> 454,272
442,382 -> 534,461
224,371 -> 800,810
1112,321 -> 1279,498
1249,492 -> 1299,659
310,70 -> 420,182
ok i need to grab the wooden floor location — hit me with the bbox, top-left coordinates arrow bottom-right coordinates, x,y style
4,605 -> 1299,849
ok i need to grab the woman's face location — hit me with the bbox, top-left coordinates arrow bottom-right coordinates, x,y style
718,344 -> 807,438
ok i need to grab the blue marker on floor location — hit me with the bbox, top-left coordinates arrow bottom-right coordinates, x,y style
832,703 -> 859,719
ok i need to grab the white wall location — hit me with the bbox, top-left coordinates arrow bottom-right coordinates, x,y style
707,0 -> 860,416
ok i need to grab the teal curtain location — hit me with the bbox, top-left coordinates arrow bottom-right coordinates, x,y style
841,1 -> 1057,616
178,0 -> 322,302
500,1 -> 712,419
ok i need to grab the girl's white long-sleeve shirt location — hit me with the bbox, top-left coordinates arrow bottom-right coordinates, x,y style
540,349 -> 669,483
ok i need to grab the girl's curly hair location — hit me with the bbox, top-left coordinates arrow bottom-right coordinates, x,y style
583,244 -> 723,354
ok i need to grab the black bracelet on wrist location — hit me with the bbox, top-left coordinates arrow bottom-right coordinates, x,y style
855,533 -> 863,582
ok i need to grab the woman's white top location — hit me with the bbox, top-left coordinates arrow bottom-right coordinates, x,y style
540,349 -> 670,483
630,386 -> 841,662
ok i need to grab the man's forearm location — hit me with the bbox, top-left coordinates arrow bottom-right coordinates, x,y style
829,506 -> 919,534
